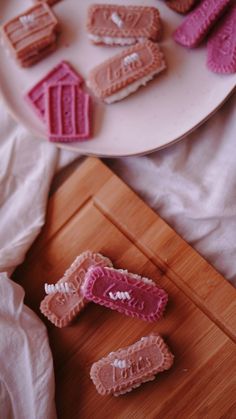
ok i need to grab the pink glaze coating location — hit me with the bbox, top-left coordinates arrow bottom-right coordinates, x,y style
25,61 -> 83,120
82,266 -> 168,322
173,0 -> 232,48
207,5 -> 236,74
46,83 -> 91,142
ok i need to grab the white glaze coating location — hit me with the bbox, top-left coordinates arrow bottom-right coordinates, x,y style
112,359 -> 127,368
44,282 -> 72,294
123,53 -> 139,66
109,291 -> 131,300
19,14 -> 35,27
88,33 -> 145,45
111,12 -> 123,28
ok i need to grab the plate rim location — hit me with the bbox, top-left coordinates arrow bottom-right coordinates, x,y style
0,0 -> 236,157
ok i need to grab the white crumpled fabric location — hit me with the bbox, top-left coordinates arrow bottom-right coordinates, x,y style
0,98 -> 76,419
0,91 -> 235,418
0,273 -> 56,419
0,99 -> 76,276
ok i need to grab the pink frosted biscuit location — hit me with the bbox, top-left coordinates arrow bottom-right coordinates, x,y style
25,61 -> 83,121
207,5 -> 236,74
173,0 -> 232,48
40,251 -> 113,328
87,4 -> 162,46
46,83 -> 92,142
87,40 -> 166,104
1,2 -> 60,66
166,0 -> 198,14
90,335 -> 174,396
82,266 -> 168,322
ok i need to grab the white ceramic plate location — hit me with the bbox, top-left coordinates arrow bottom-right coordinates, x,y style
0,0 -> 235,157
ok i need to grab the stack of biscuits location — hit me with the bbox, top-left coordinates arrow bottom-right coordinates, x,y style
1,2 -> 60,67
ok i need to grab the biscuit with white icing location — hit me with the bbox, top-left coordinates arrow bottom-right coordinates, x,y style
87,40 -> 166,104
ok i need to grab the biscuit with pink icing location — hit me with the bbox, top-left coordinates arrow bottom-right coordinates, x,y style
40,251 -> 113,328
87,4 -> 162,46
45,83 -> 92,142
90,335 -> 174,396
82,266 -> 168,322
87,40 -> 166,104
173,0 -> 231,48
25,61 -> 83,121
207,5 -> 236,74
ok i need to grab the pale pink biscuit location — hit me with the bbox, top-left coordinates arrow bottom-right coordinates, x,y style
82,266 -> 168,322
90,335 -> 174,396
87,40 -> 166,104
87,4 -> 162,45
25,61 -> 83,120
40,251 -> 113,328
1,2 -> 60,66
207,5 -> 236,74
173,0 -> 232,48
166,0 -> 198,14
45,83 -> 92,142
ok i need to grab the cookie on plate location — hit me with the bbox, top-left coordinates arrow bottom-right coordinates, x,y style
1,2 -> 60,67
45,82 -> 92,142
87,4 -> 162,45
25,61 -> 83,121
87,40 -> 166,104
173,0 -> 231,48
207,4 -> 236,74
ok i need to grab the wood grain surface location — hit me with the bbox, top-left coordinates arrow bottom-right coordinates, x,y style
14,157 -> 236,419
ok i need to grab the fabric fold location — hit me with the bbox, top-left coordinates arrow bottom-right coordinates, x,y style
0,273 -> 57,419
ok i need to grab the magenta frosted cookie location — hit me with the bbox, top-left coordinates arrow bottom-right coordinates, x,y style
82,266 -> 168,322
25,61 -> 83,121
207,5 -> 236,74
46,83 -> 92,142
173,0 -> 232,48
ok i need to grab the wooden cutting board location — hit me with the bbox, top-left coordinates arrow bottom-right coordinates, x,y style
14,157 -> 236,419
